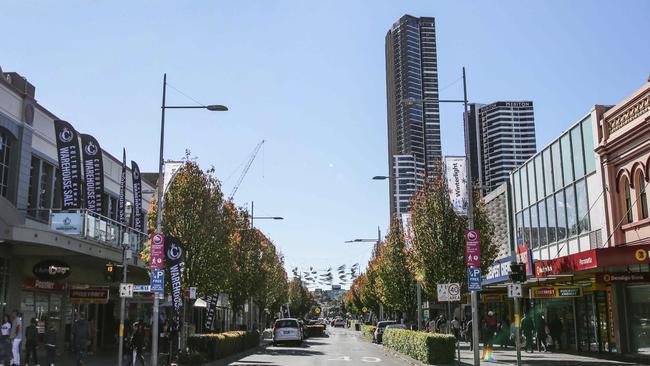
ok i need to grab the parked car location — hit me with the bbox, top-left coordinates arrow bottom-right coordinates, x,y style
273,318 -> 303,346
333,318 -> 346,328
373,320 -> 397,343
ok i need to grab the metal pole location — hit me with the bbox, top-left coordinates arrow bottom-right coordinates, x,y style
117,247 -> 128,366
417,282 -> 422,331
462,66 -> 480,365
251,201 -> 254,229
151,72 -> 167,366
514,297 -> 522,366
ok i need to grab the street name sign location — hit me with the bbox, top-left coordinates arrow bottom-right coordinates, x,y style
133,284 -> 151,293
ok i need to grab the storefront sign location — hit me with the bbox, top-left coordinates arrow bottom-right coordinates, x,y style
481,293 -> 504,303
530,286 -> 583,299
69,287 -> 110,304
51,212 -> 82,235
607,287 -> 615,342
465,230 -> 481,267
596,272 -> 650,283
22,278 -> 66,292
32,260 -> 71,280
516,242 -> 534,276
536,244 -> 650,278
483,255 -> 514,285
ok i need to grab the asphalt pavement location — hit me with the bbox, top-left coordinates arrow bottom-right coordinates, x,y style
211,326 -> 405,366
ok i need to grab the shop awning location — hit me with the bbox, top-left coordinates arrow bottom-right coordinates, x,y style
535,244 -> 650,278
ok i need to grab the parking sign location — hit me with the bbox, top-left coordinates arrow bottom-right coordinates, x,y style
150,269 -> 164,294
468,267 -> 482,291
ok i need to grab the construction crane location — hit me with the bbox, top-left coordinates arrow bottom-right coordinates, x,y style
229,140 -> 265,199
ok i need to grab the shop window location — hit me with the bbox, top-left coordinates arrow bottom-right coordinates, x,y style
636,170 -> 648,220
0,128 -> 15,199
627,284 -> 650,354
621,175 -> 633,224
523,208 -> 530,246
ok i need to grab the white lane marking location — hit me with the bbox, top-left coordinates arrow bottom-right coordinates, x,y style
361,356 -> 382,363
327,356 -> 351,361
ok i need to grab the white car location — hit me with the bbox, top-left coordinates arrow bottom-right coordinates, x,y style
273,318 -> 303,346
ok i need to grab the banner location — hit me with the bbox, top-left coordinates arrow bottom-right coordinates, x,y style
131,161 -> 143,232
165,236 -> 185,329
118,149 -> 127,225
53,120 -> 82,209
204,294 -> 217,331
80,134 -> 104,214
444,156 -> 468,215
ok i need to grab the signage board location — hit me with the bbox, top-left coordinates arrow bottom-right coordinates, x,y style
50,212 -> 82,235
530,286 -> 583,299
481,293 -> 505,303
508,284 -> 523,298
444,156 -> 469,215
133,285 -> 151,293
468,267 -> 482,291
465,230 -> 481,267
362,307 -> 368,313
150,269 -> 164,294
483,255 -> 514,285
596,272 -> 650,283
22,278 -> 66,292
150,233 -> 165,270
437,283 -> 460,302
32,260 -> 71,281
70,287 -> 110,304
120,283 -> 134,298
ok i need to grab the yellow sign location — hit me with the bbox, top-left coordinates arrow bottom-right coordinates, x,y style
635,248 -> 647,262
362,306 -> 368,313
314,307 -> 321,314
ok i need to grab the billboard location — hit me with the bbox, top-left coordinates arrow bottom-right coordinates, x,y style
444,156 -> 468,215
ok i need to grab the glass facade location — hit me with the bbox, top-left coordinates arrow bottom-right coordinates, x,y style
512,116 -> 596,254
0,128 -> 13,198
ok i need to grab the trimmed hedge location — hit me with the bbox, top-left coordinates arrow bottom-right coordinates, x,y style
361,325 -> 376,340
383,329 -> 455,365
188,330 -> 260,361
306,324 -> 326,337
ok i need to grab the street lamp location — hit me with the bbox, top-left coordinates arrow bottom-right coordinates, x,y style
139,73 -> 227,366
249,201 -> 283,229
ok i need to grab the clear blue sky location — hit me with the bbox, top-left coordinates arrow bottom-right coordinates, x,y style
2,1 -> 648,287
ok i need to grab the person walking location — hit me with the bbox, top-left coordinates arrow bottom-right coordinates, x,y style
9,310 -> 22,366
451,317 -> 461,341
44,320 -> 57,366
129,322 -> 145,366
483,311 -> 497,348
72,312 -> 91,365
520,312 -> 534,353
498,317 -> 510,349
24,318 -> 38,365
549,314 -> 563,351
535,312 -> 547,352
1,315 -> 11,366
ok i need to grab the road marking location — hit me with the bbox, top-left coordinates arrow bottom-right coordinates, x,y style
327,356 -> 351,361
361,356 -> 382,363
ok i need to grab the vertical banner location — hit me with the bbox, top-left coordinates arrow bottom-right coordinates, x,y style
118,149 -> 127,225
165,236 -> 185,329
53,120 -> 82,210
204,294 -> 217,331
131,161 -> 143,232
80,134 -> 104,214
444,156 -> 469,215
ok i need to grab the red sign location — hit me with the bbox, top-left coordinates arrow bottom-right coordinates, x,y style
465,230 -> 480,267
516,244 -> 533,275
535,244 -> 650,277
22,278 -> 66,292
150,233 -> 165,269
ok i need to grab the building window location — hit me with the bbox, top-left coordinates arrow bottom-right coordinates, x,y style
543,148 -> 553,194
556,191 -> 567,241
523,208 -> 530,246
27,156 -> 56,222
530,203 -> 539,249
561,134 -> 574,184
521,165 -> 529,208
0,129 -> 14,199
637,170 -> 648,220
546,195 -> 557,243
622,175 -> 633,224
582,117 -> 596,174
571,125 -> 585,178
528,162 -> 537,203
576,179 -> 590,233
566,185 -> 577,237
552,141 -> 563,192
513,170 -> 521,212
535,155 -> 544,198
538,200 -> 547,246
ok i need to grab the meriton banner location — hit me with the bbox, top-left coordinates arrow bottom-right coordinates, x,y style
165,236 -> 185,329
80,134 -> 104,214
118,149 -> 127,225
54,120 -> 82,210
131,161 -> 143,232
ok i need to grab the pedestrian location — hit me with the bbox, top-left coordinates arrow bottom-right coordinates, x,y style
9,309 -> 22,366
435,314 -> 447,333
427,318 -> 436,333
72,312 -> 91,365
451,317 -> 460,341
498,317 -> 510,349
482,310 -> 497,348
549,314 -> 563,351
535,312 -> 547,352
45,320 -> 57,366
129,322 -> 145,366
25,318 -> 38,365
1,315 -> 11,366
520,312 -> 534,353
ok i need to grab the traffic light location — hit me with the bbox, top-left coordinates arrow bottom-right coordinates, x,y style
509,262 -> 527,283
105,263 -> 116,282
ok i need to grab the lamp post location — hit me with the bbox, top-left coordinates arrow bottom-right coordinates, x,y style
145,73 -> 227,366
250,201 -> 284,229
345,227 -> 382,320
402,67 -> 478,365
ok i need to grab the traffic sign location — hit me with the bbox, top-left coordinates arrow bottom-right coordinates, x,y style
508,283 -> 523,298
362,306 -> 368,313
465,230 -> 481,267
150,269 -> 164,294
437,283 -> 461,302
150,233 -> 165,270
120,283 -> 133,298
314,306 -> 321,315
467,268 -> 482,292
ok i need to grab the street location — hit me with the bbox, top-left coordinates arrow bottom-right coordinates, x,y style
213,327 -> 404,366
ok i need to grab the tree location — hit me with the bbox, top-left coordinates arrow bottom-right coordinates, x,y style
253,239 -> 288,323
409,176 -> 497,298
287,278 -> 315,318
376,218 -> 416,319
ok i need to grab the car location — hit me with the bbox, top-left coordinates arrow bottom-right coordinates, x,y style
385,324 -> 408,331
333,318 -> 346,327
273,318 -> 303,346
373,320 -> 397,343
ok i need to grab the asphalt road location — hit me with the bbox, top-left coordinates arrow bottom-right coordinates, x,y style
223,327 -> 405,366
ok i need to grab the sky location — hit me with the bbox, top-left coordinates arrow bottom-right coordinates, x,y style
2,0 -> 649,288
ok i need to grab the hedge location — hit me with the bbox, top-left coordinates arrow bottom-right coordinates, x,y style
361,325 -> 376,340
382,329 -> 455,365
187,330 -> 260,361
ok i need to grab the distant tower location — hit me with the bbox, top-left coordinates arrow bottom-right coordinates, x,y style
385,15 -> 440,218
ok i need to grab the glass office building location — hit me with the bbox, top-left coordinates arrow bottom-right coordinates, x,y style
511,114 -> 599,261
